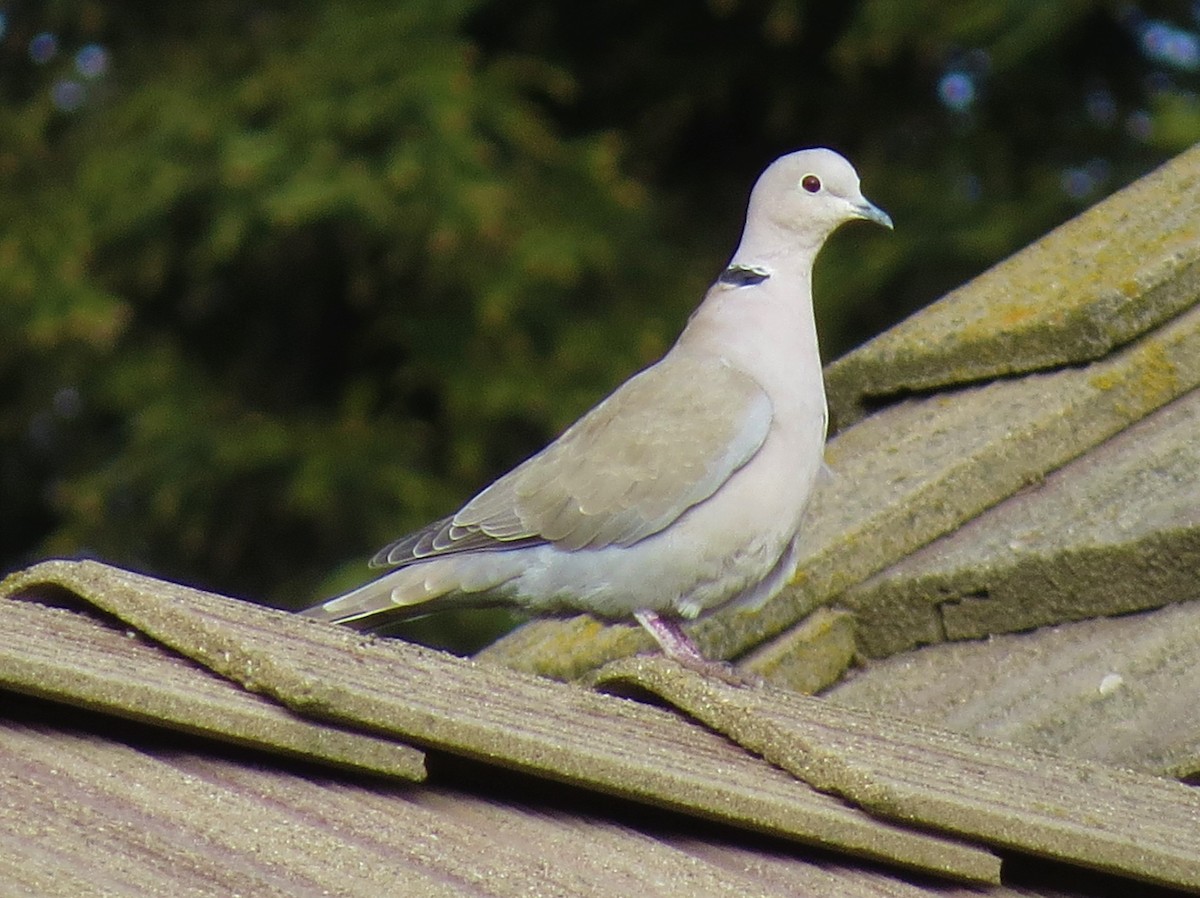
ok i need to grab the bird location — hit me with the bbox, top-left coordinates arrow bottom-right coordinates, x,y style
302,148 -> 892,675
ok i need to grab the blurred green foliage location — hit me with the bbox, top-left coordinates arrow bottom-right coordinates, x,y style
2,0 -> 1198,649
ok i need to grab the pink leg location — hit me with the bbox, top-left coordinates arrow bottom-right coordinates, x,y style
633,610 -> 761,687
633,609 -> 708,664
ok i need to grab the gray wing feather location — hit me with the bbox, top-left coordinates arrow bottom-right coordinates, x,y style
371,354 -> 772,568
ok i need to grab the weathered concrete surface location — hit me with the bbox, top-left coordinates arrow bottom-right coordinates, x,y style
0,598 -> 427,779
595,656 -> 1200,893
825,599 -> 1200,781
739,607 -> 857,693
826,142 -> 1200,430
839,386 -> 1200,659
0,559 -> 998,881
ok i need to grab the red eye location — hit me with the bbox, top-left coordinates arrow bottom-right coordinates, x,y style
801,174 -> 821,193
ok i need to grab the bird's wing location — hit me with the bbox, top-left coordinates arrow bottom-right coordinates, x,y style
371,353 -> 773,567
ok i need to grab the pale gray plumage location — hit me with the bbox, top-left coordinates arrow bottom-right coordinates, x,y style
302,148 -> 891,664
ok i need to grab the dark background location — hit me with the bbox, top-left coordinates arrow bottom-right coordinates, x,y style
4,0 -> 1199,648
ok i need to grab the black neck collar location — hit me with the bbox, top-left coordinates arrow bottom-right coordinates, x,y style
717,265 -> 770,287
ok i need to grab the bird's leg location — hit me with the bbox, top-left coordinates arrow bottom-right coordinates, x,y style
633,609 -> 709,664
633,610 -> 761,687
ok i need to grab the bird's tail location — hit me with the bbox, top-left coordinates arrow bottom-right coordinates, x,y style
299,564 -> 506,628
299,575 -> 401,626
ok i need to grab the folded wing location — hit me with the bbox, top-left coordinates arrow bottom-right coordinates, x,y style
372,354 -> 773,567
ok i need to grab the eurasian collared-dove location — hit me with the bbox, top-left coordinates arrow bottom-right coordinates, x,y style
302,148 -> 891,671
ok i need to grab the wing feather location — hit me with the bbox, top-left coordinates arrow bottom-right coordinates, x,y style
370,353 -> 772,568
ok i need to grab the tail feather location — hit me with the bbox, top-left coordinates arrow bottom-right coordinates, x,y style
299,566 -> 505,628
299,576 -> 400,626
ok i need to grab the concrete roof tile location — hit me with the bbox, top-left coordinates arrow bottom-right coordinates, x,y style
825,599 -> 1200,780
840,386 -> 1200,658
0,597 -> 425,779
0,559 -> 999,883
595,657 -> 1200,893
825,144 -> 1200,429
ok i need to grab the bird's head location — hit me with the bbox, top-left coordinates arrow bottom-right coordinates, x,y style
746,148 -> 892,251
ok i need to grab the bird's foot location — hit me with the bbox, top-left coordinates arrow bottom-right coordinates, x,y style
633,609 -> 762,687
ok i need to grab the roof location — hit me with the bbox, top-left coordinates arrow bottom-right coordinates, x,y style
3,558 -> 1200,895
4,144 -> 1200,896
1,561 -> 1000,886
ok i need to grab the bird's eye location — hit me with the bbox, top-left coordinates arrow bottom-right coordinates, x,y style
801,174 -> 822,193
